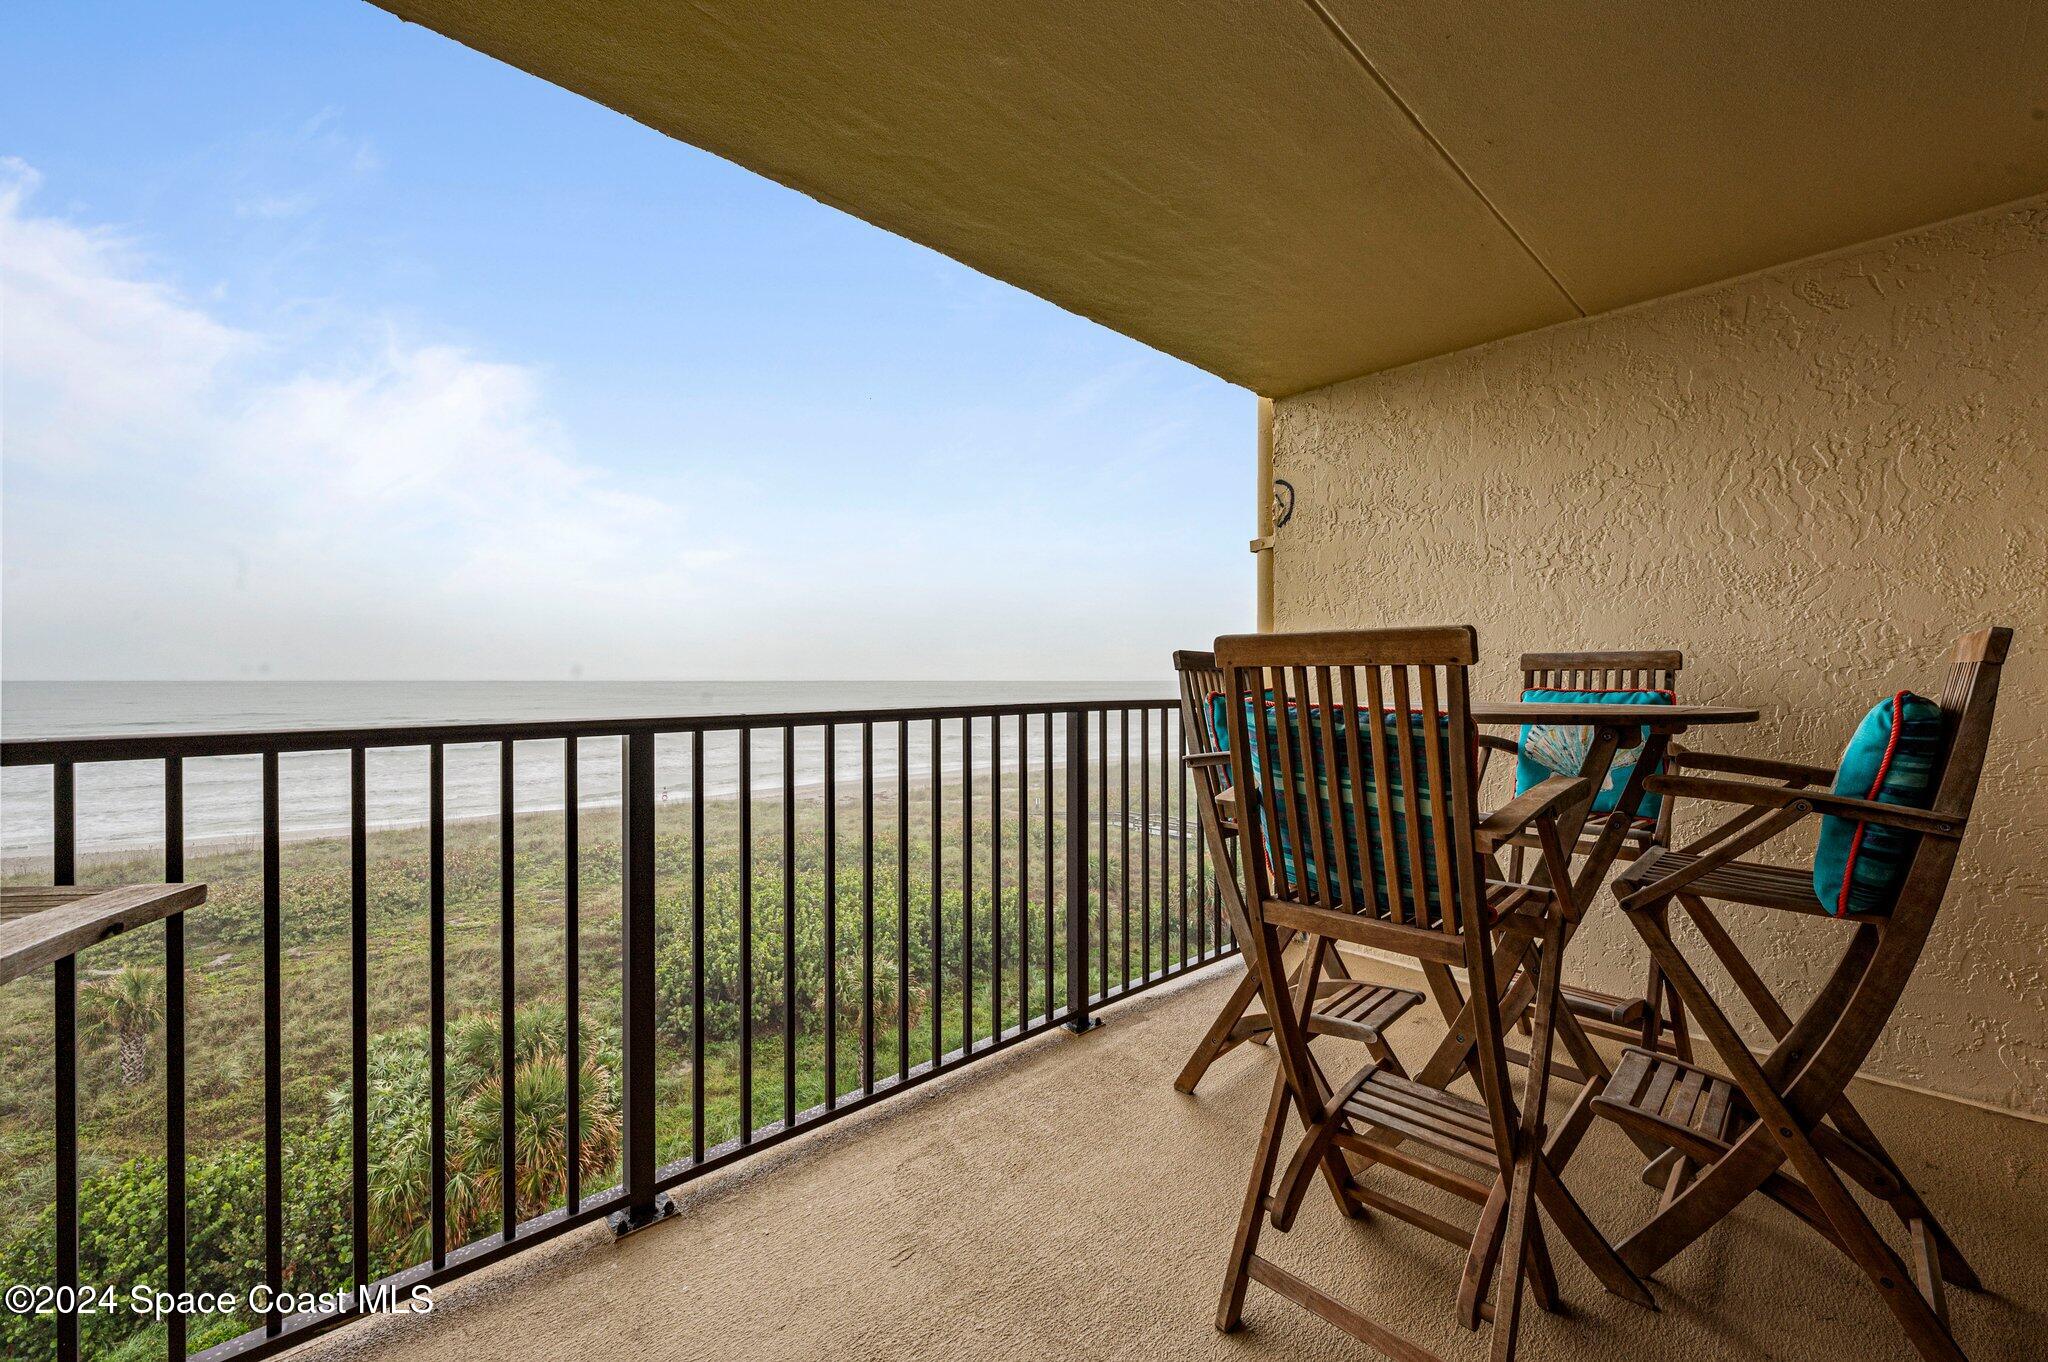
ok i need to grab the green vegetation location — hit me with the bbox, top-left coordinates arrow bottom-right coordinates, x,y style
0,774 -> 1221,1358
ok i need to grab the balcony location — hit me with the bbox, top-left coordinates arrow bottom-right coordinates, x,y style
5,691 -> 2046,1361
281,962 -> 2045,1362
5,3 -> 2046,1361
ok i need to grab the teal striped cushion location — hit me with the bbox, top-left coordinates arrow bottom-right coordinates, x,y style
1212,693 -> 1455,925
1812,692 -> 1945,916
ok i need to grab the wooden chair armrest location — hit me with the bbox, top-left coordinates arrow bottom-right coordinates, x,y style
1475,732 -> 1518,785
1474,775 -> 1592,851
1642,774 -> 1962,837
1183,751 -> 1232,769
1668,749 -> 1835,787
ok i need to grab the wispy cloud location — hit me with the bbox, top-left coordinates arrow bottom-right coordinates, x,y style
1,159 -> 245,474
2,160 -> 732,677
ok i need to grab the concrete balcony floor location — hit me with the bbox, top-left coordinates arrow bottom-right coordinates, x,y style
301,960 -> 2048,1362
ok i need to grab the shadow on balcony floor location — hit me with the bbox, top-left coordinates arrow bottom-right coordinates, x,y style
299,961 -> 2048,1362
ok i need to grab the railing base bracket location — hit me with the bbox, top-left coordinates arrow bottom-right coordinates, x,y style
608,1194 -> 677,1239
1063,1016 -> 1104,1034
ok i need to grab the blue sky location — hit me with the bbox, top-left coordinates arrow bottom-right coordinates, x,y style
0,2 -> 1252,681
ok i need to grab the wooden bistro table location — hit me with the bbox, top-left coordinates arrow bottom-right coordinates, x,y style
1210,698 -> 1756,1080
1402,700 -> 1759,1157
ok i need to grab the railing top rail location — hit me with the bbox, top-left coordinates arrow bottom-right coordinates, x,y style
0,697 -> 1179,766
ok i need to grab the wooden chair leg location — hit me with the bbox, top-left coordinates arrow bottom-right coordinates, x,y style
1459,1180 -> 1508,1329
1294,939 -> 1368,1218
1658,1153 -> 1694,1210
1838,1122 -> 1983,1293
1533,1159 -> 1655,1306
1174,933 -> 1326,1093
1219,1066 -> 1292,1332
1174,965 -> 1266,1093
1630,907 -> 1965,1362
1270,1063 -> 1378,1232
1679,896 -> 1982,1294
1491,1149 -> 1541,1362
1662,979 -> 1692,1063
1455,1164 -> 1564,1332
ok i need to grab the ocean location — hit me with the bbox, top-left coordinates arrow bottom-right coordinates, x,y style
0,679 -> 1168,861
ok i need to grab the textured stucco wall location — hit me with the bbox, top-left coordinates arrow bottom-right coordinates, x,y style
1271,196 -> 2048,1116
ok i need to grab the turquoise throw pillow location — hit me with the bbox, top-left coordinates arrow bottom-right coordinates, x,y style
1812,692 -> 1946,916
1515,689 -> 1673,818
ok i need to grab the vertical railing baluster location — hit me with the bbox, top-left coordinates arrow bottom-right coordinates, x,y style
54,950 -> 76,1362
565,738 -> 580,1210
1042,713 -> 1054,1024
1176,711 -> 1187,968
350,747 -> 371,1290
861,721 -> 875,1094
612,732 -> 671,1233
52,762 -> 77,1362
1196,735 -> 1209,960
929,718 -> 941,1069
1120,709 -> 1131,991
1140,707 -> 1150,984
783,726 -> 797,1130
1096,710 -> 1108,1001
1163,704 -> 1179,970
823,723 -> 837,1107
896,719 -> 909,1082
1063,713 -> 1098,1032
961,716 -> 973,1053
164,758 -> 187,1362
738,728 -> 754,1144
1016,714 -> 1028,1028
690,733 -> 706,1164
262,751 -> 282,1335
991,714 -> 1002,1038
1212,827 -> 1228,946
499,740 -> 517,1241
429,744 -> 447,1268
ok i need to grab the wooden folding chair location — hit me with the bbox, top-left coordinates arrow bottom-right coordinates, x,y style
1494,649 -> 1692,1062
1170,649 -> 1423,1095
1594,627 -> 2011,1362
1213,628 -> 1654,1362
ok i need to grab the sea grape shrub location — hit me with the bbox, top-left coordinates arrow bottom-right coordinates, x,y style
0,1130 -> 349,1361
0,1007 -> 616,1361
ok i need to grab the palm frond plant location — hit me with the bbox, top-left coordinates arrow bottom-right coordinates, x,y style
86,966 -> 164,1087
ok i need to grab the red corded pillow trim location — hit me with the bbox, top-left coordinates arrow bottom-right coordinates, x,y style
1835,691 -> 1908,915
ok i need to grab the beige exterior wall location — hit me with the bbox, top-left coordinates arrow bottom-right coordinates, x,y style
1270,196 -> 2048,1117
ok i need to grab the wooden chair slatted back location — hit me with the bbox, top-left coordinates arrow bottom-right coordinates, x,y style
1521,648 -> 1683,696
1875,627 -> 2012,933
1174,649 -> 1227,791
1519,649 -> 1684,840
1174,649 -> 1254,951
1928,628 -> 2010,822
1216,628 -> 1484,945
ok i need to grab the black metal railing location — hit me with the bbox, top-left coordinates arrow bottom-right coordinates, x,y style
0,699 -> 1234,1362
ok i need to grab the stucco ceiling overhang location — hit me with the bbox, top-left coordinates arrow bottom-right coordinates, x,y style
370,0 -> 2048,396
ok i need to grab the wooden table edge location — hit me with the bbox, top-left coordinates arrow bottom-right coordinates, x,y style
0,883 -> 207,987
